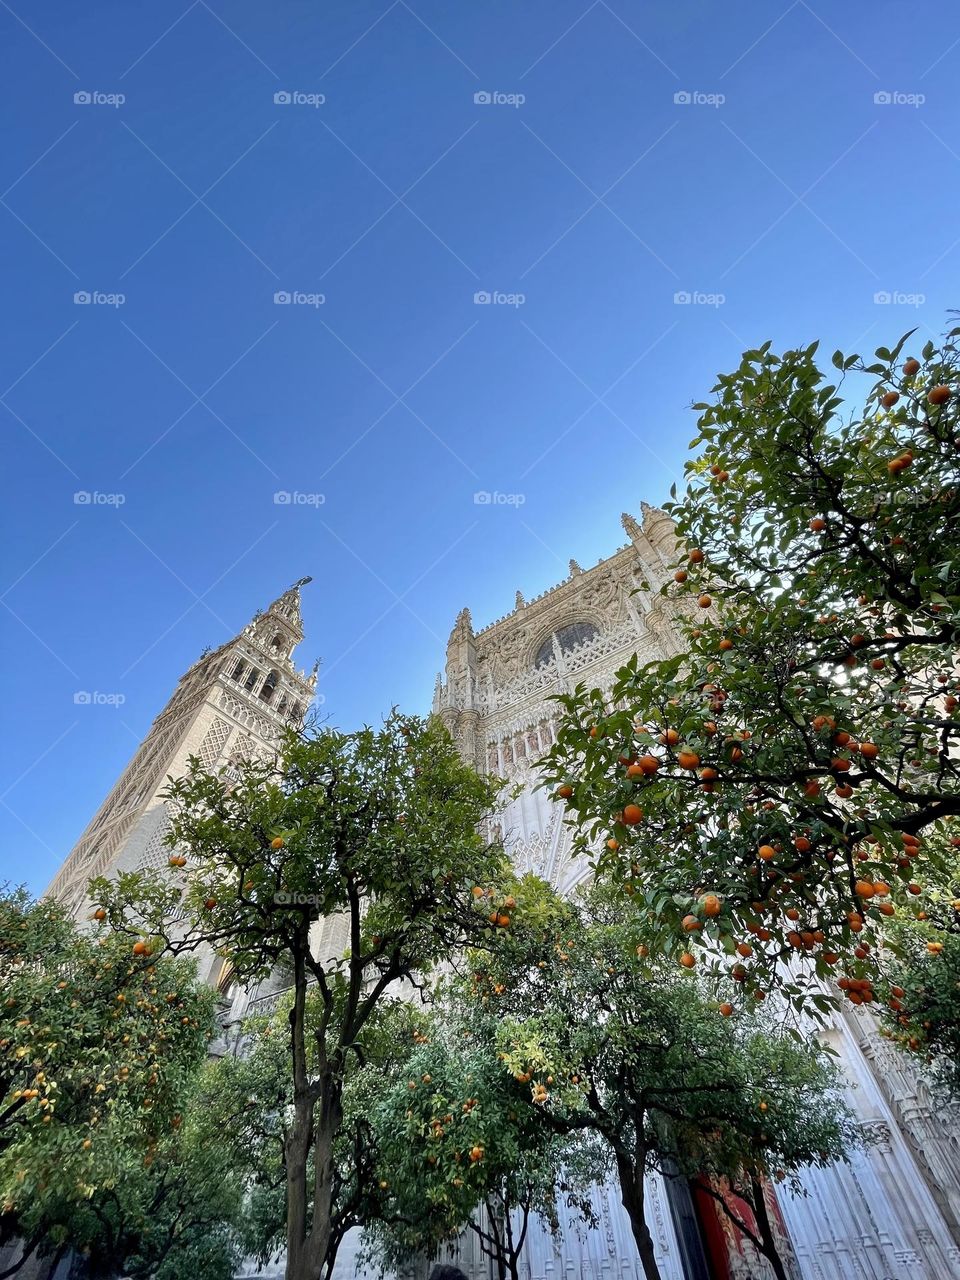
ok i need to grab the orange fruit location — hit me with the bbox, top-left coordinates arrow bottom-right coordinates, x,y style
698,594 -> 712,609
928,384 -> 951,406
677,750 -> 700,770
674,570 -> 688,583
880,391 -> 899,408
622,804 -> 643,825
556,784 -> 573,799
679,952 -> 696,969
903,357 -> 920,376
719,1002 -> 734,1017
689,548 -> 704,564
702,893 -> 721,917
271,837 -> 285,849
758,845 -> 775,862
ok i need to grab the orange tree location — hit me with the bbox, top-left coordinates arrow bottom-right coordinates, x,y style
0,887 -> 217,1275
480,881 -> 858,1280
543,327 -> 960,1015
368,992 -> 599,1280
91,713 -> 508,1280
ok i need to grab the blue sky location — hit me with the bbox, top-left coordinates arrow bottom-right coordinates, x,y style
1,0 -> 956,894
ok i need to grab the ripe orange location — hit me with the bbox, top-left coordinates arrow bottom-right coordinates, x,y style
719,638 -> 733,651
689,548 -> 705,564
674,570 -> 688,583
854,881 -> 875,898
606,838 -> 619,851
679,952 -> 696,969
903,357 -> 920,376
638,754 -> 660,774
928,384 -> 951,405
677,750 -> 700,770
626,762 -> 646,778
758,845 -> 775,862
859,741 -> 879,759
271,837 -> 285,849
682,914 -> 702,932
809,517 -> 827,532
556,785 -> 573,800
132,941 -> 150,956
719,1002 -> 734,1017
698,594 -> 712,609
660,728 -> 680,746
880,391 -> 900,408
736,942 -> 753,958
702,893 -> 721,917
622,804 -> 643,825
93,908 -> 107,922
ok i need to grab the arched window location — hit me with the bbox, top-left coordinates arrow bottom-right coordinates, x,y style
277,694 -> 288,717
230,659 -> 246,682
244,667 -> 261,692
534,621 -> 599,669
287,700 -> 302,723
271,633 -> 286,652
260,670 -> 279,703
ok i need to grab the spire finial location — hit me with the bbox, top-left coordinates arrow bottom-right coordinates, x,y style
515,590 -> 526,609
621,511 -> 641,539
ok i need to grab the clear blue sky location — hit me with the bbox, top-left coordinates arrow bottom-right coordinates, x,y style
1,0 -> 956,894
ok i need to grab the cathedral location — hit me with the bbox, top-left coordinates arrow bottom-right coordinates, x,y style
46,505 -> 960,1280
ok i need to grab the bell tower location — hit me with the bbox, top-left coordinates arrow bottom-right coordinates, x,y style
46,579 -> 318,917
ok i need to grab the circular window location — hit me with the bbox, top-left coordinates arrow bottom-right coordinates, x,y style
534,621 -> 599,668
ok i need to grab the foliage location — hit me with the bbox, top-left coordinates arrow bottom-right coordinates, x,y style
878,856 -> 960,1096
477,880 -> 859,1279
90,713 -> 509,1280
0,886 -> 227,1275
369,983 -> 600,1280
542,329 -> 960,1013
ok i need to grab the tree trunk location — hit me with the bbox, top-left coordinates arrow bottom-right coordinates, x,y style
614,1152 -> 662,1280
749,1177 -> 789,1280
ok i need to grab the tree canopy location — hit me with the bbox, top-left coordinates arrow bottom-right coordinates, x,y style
543,329 -> 959,1020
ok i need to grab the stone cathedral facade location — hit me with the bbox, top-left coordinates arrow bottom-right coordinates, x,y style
47,509 -> 960,1280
